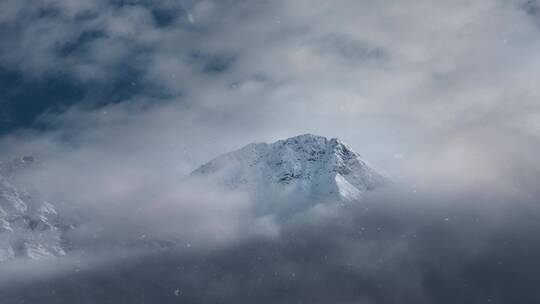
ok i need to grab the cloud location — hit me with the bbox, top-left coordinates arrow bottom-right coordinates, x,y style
1,0 -> 540,303
1,181 -> 540,303
1,0 -> 539,148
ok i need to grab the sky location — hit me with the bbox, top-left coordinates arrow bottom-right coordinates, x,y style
1,0 -> 540,303
1,0 -> 538,167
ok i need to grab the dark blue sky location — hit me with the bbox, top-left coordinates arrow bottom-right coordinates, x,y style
0,1 -> 201,135
0,68 -> 83,133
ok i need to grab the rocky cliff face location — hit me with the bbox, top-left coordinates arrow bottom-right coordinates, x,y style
0,157 -> 66,261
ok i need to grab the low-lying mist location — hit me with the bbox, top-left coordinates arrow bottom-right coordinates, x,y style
1,141 -> 540,304
1,104 -> 539,303
1,182 -> 539,304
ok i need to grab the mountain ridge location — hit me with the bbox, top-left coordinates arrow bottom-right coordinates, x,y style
0,134 -> 388,262
192,134 -> 388,203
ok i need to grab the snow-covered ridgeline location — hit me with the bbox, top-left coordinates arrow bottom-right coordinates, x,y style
192,134 -> 388,202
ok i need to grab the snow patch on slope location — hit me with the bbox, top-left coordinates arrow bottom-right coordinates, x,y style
0,157 -> 66,262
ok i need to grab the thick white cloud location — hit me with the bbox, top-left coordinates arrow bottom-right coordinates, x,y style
1,2 -> 540,299
0,0 -> 538,211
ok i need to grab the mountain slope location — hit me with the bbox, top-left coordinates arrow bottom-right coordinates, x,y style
192,134 -> 388,205
0,157 -> 66,261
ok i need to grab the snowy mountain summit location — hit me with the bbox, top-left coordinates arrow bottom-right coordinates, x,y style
192,134 -> 388,203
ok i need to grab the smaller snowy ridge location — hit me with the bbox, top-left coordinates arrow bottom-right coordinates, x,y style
192,134 -> 388,203
0,157 -> 66,262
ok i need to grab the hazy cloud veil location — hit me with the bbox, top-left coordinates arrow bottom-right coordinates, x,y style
1,0 -> 540,303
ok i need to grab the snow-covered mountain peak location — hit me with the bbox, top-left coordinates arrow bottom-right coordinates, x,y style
192,134 -> 388,203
